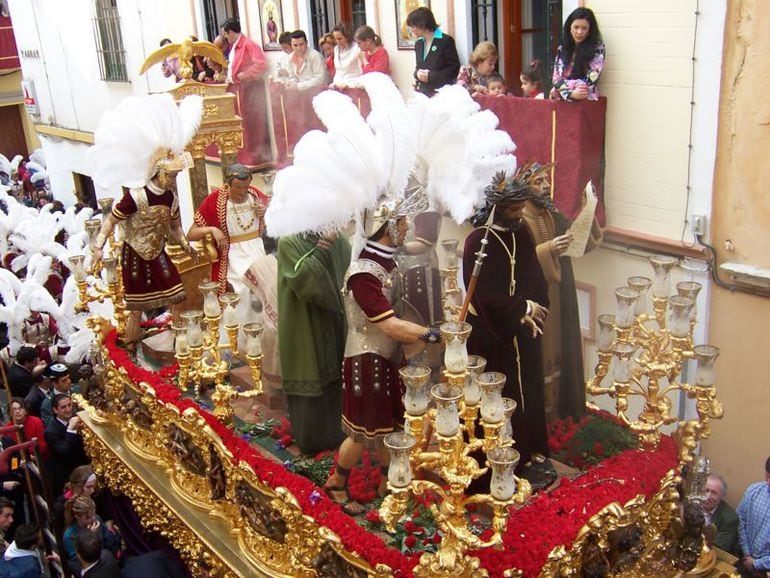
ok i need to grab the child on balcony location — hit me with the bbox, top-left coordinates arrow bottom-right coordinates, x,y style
520,59 -> 546,99
486,74 -> 508,97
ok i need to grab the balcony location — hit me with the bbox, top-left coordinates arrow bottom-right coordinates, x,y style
264,84 -> 607,223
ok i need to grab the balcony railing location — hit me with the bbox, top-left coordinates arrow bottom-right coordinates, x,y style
265,84 -> 607,223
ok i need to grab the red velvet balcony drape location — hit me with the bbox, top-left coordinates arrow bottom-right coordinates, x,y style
0,15 -> 20,71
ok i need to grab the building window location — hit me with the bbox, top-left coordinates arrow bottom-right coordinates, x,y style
201,0 -> 239,42
310,0 -> 365,49
310,0 -> 333,49
73,173 -> 98,210
350,0 -> 366,30
471,0 -> 498,48
92,0 -> 128,82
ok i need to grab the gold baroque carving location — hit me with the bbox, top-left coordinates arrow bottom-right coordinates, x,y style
538,470 -> 686,578
81,426 -> 237,578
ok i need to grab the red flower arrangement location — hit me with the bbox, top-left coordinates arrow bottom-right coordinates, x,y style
270,416 -> 294,449
103,329 -> 679,577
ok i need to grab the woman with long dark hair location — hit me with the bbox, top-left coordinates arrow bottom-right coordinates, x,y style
331,22 -> 362,88
550,7 -> 604,101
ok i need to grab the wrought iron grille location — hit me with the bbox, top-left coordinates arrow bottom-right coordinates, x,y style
202,0 -> 239,42
310,0 -> 332,49
351,0 -> 366,30
92,0 -> 128,82
471,0 -> 498,46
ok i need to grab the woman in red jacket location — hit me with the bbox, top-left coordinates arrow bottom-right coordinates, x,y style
7,397 -> 50,462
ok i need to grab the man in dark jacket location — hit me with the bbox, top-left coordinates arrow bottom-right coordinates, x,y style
75,530 -> 120,578
703,472 -> 740,555
7,347 -> 45,399
43,394 -> 89,496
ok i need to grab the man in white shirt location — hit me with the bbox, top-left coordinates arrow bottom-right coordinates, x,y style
274,32 -> 293,81
283,30 -> 327,91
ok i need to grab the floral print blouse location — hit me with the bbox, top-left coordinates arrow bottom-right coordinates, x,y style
551,41 -> 605,101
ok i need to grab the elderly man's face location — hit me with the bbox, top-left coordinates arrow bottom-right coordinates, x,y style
703,477 -> 724,511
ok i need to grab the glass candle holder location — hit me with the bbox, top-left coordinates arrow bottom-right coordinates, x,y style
219,292 -> 240,328
440,321 -> 472,374
172,321 -> 189,355
677,281 -> 702,322
97,197 -> 114,215
649,255 -> 678,298
400,365 -> 431,416
383,432 -> 416,488
501,397 -> 517,444
199,281 -> 221,318
68,255 -> 87,283
477,371 -> 506,423
431,383 -> 463,437
693,344 -> 720,387
84,219 -> 102,250
686,455 -> 710,504
628,276 -> 652,316
668,295 -> 694,338
612,342 -> 637,383
440,238 -> 459,268
242,322 -> 264,356
487,447 -> 520,501
464,355 -> 487,405
615,287 -> 640,329
181,310 -> 204,348
102,257 -> 118,285
597,314 -> 616,352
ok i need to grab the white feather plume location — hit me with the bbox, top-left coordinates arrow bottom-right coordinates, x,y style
265,90 -> 384,237
59,206 -> 96,238
88,94 -> 203,191
25,161 -> 45,175
63,296 -> 115,364
29,149 -> 46,168
408,85 -> 517,223
177,95 -> 204,147
360,73 -> 416,203
9,155 -> 23,173
8,210 -> 66,272
0,155 -> 9,177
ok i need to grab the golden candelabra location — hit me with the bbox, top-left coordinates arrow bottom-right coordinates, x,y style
173,282 -> 264,427
586,255 -> 723,462
380,321 -> 531,578
70,228 -> 128,337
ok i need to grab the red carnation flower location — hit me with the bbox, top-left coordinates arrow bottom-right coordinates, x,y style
365,509 -> 381,524
403,520 -> 422,534
404,535 -> 417,549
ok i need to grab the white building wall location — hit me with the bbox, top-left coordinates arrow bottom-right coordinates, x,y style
586,0 -> 717,240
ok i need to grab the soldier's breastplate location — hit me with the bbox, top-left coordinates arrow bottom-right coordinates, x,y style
403,265 -> 443,326
343,259 -> 400,362
123,188 -> 171,260
24,320 -> 49,344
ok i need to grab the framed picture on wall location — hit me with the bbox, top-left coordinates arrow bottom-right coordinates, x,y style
395,0 -> 430,50
259,0 -> 284,51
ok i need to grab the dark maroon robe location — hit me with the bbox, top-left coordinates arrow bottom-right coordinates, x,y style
463,223 -> 550,467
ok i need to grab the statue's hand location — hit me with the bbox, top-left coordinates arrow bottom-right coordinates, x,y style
521,315 -> 543,338
551,233 -> 573,255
